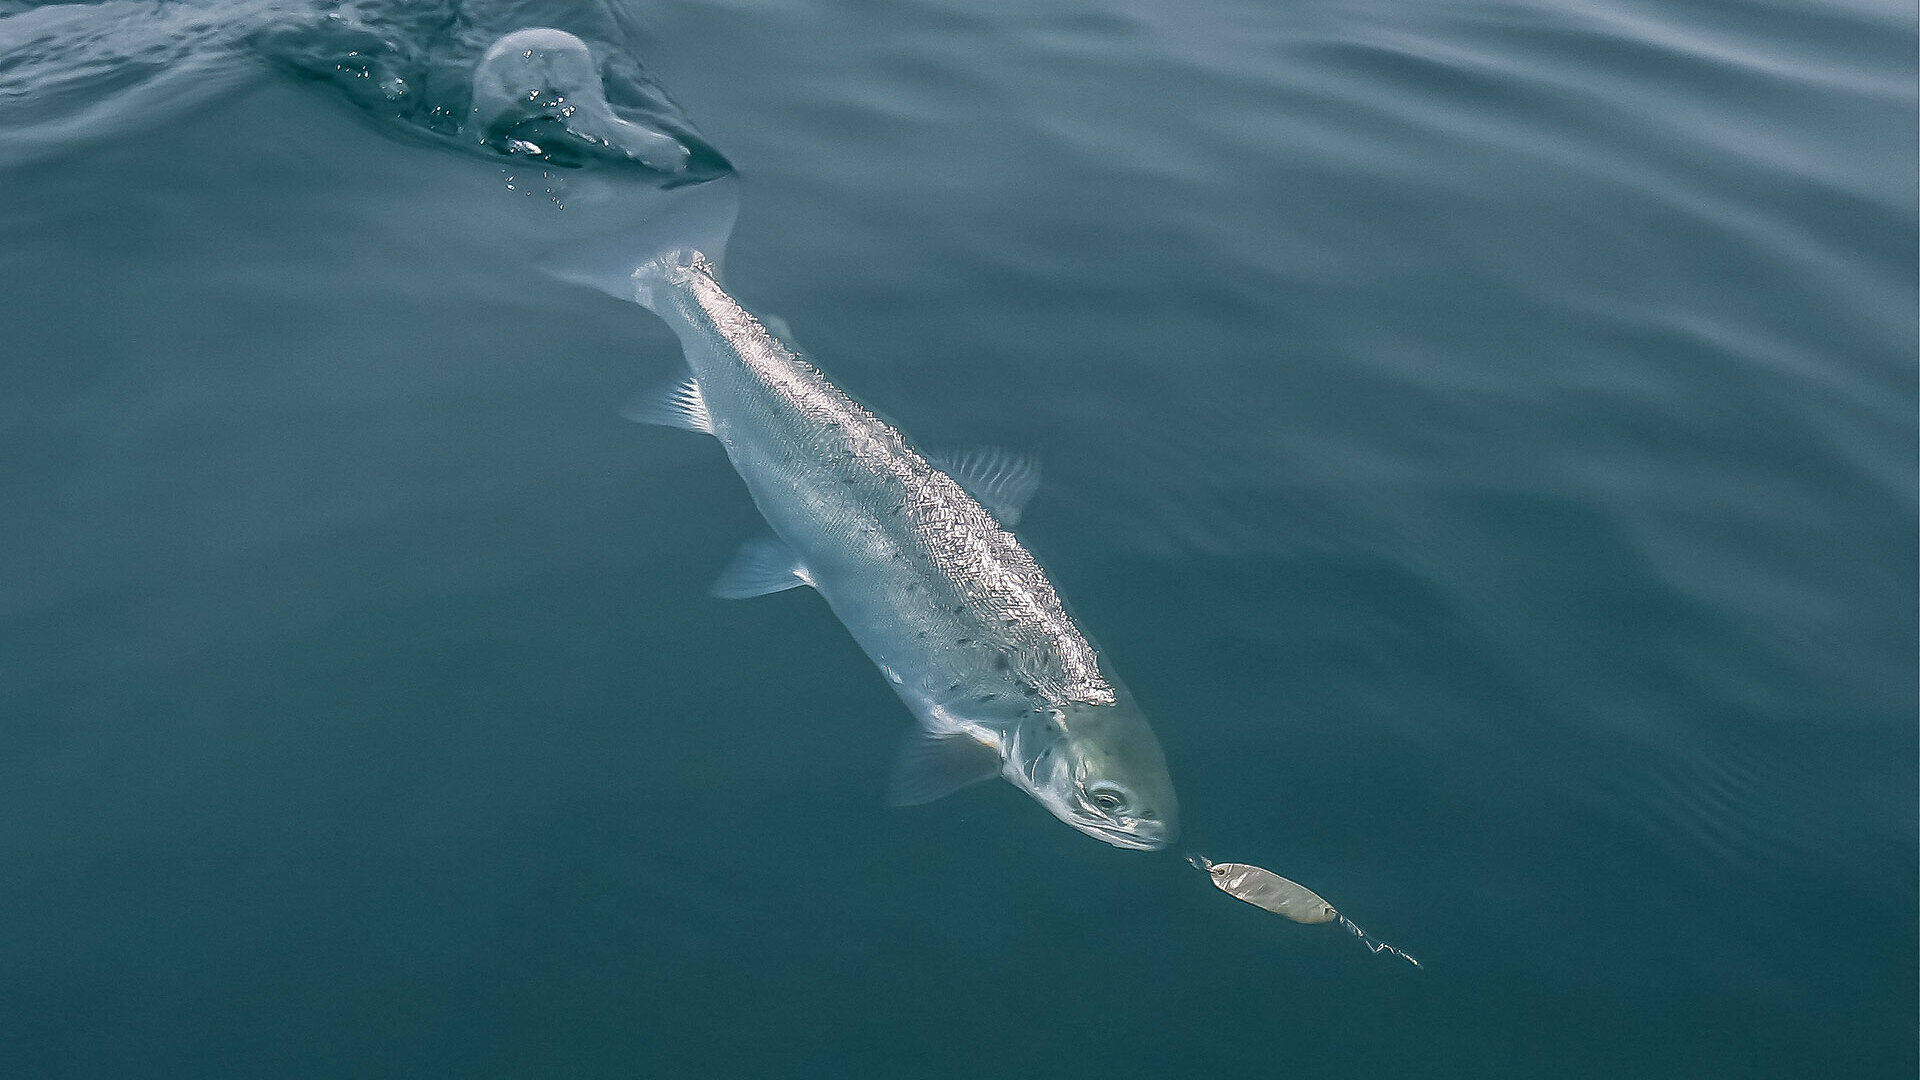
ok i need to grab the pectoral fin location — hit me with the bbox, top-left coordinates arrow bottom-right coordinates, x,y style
887,731 -> 1004,806
929,448 -> 1040,526
710,534 -> 813,599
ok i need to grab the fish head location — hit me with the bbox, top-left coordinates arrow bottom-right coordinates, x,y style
1020,699 -> 1179,851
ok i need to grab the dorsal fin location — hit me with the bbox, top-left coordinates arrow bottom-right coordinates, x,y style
929,448 -> 1040,526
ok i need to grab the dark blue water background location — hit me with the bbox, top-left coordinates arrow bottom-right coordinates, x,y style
2,0 -> 1914,1076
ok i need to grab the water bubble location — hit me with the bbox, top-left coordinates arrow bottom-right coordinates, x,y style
468,28 -> 689,174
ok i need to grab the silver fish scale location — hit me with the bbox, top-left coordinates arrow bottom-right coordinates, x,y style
676,257 -> 1116,709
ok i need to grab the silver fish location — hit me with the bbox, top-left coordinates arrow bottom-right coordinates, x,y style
553,177 -> 1177,850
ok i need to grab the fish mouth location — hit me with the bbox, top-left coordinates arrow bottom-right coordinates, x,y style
1080,820 -> 1173,851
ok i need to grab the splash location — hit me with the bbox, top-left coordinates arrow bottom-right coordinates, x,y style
255,2 -> 730,179
469,28 -> 689,172
0,0 -> 730,178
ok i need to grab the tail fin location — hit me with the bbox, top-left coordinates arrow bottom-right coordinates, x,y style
542,174 -> 740,310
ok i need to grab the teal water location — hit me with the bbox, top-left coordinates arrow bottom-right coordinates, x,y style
1,1 -> 1914,1076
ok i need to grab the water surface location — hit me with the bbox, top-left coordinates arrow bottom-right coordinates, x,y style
1,0 -> 1913,1076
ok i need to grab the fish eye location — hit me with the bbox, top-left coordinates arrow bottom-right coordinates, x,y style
1087,782 -> 1129,815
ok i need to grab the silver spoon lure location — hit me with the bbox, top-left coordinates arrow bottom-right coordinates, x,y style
1187,852 -> 1421,968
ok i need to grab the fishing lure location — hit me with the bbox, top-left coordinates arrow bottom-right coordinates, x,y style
1188,853 -> 1421,967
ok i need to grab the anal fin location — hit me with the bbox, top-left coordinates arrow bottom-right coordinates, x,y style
621,373 -> 713,434
710,533 -> 813,599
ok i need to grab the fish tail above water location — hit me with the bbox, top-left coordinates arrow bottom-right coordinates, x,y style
542,175 -> 741,309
